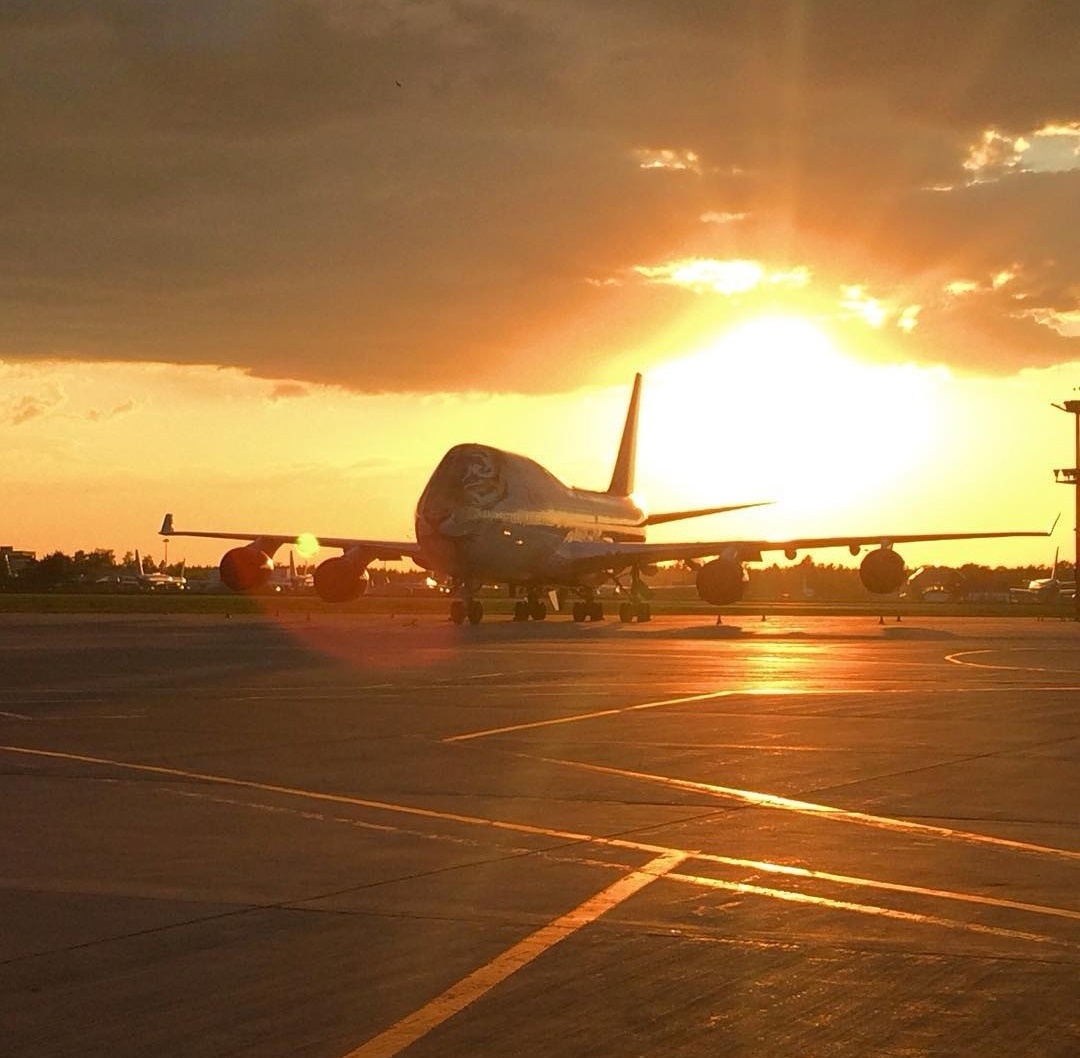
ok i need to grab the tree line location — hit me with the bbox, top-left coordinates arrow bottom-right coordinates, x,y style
1,549 -> 196,593
1,546 -> 1068,600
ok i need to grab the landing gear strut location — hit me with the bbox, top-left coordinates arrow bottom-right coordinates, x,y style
618,567 -> 652,623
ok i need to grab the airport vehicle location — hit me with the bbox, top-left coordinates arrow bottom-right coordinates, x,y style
160,374 -> 1047,623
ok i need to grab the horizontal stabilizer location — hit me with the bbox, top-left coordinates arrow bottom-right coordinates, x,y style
644,501 -> 771,527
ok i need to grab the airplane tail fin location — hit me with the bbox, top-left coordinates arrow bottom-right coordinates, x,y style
607,373 -> 642,496
135,549 -> 141,574
644,501 -> 771,526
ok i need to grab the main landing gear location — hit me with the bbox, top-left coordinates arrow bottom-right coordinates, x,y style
512,594 -> 548,621
617,566 -> 652,623
617,600 -> 651,623
449,598 -> 484,625
571,598 -> 604,622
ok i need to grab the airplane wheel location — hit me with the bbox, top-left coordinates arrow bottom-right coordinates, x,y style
619,603 -> 634,623
572,601 -> 588,622
529,600 -> 547,621
513,600 -> 529,621
450,600 -> 467,624
588,601 -> 604,621
637,602 -> 652,623
467,600 -> 484,625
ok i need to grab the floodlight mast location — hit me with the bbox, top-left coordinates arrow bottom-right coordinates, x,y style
1051,399 -> 1080,621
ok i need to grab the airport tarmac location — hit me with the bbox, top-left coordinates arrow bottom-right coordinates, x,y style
1,610 -> 1078,1057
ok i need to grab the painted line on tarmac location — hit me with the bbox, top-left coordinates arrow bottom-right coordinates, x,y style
538,756 -> 1080,862
11,741 -> 1075,867
443,689 -> 748,742
163,782 -> 1080,928
668,873 -> 1061,947
946,648 -> 1080,675
443,688 -> 882,743
0,744 -> 602,846
688,851 -> 1080,923
340,851 -> 687,1058
4,745 -> 1076,932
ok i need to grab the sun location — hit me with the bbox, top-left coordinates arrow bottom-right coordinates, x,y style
640,313 -> 947,529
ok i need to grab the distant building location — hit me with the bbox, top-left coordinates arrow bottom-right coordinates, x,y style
1,546 -> 36,578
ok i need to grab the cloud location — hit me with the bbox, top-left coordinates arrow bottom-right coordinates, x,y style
85,399 -> 137,422
633,148 -> 701,173
8,395 -> 59,426
267,382 -> 310,402
2,378 -> 66,425
1,1 -> 1079,391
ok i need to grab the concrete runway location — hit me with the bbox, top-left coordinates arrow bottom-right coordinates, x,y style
2,610 -> 1078,1057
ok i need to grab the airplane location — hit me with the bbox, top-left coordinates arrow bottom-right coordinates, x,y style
100,550 -> 187,592
160,374 -> 1048,624
1009,547 -> 1076,602
266,550 -> 314,594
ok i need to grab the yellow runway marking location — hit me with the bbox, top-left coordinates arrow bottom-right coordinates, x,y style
668,873 -> 1062,947
341,851 -> 686,1058
540,756 -> 1080,862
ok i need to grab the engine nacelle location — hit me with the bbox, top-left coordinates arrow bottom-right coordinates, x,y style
695,557 -> 748,606
859,548 -> 907,594
220,546 -> 274,592
313,555 -> 370,603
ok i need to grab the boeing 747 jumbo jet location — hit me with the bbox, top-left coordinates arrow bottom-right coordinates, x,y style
160,375 -> 1047,624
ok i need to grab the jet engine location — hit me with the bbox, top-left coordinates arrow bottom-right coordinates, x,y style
695,557 -> 748,605
313,555 -> 370,603
220,545 -> 274,592
859,548 -> 907,594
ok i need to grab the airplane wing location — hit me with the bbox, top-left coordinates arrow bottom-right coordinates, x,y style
555,528 -> 1051,575
159,514 -> 423,563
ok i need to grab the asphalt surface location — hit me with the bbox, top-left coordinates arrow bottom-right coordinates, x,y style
2,610 -> 1078,1057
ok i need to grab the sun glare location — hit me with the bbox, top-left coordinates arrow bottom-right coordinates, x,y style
642,314 -> 947,530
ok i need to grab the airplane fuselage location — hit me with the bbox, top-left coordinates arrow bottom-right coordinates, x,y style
414,444 -> 645,585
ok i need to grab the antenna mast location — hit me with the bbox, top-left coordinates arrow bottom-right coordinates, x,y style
1051,397 -> 1080,621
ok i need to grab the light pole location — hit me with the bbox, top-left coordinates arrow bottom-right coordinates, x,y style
1051,399 -> 1080,621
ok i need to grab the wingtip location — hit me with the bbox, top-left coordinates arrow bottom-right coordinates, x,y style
1049,512 -> 1061,535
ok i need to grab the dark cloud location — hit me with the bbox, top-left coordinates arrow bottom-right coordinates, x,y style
1,0 -> 1078,391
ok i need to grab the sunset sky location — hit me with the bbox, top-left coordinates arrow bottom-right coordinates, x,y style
3,1 -> 1079,569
